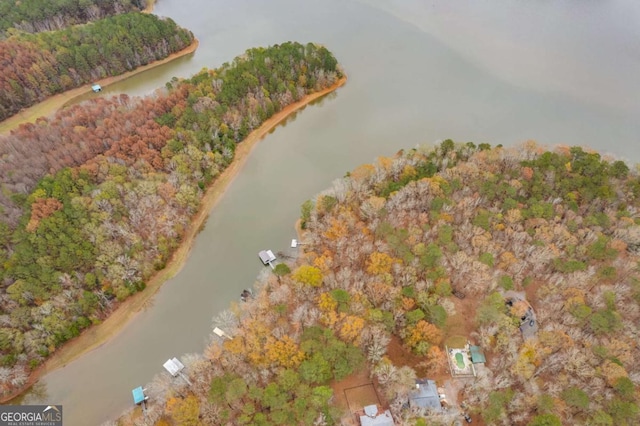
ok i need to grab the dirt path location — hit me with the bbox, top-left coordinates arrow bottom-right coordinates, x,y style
2,75 -> 347,403
0,37 -> 199,135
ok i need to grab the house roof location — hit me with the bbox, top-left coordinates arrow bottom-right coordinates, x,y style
469,345 -> 486,363
359,406 -> 395,426
409,379 -> 442,412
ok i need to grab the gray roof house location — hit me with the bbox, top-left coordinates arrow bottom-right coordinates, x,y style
409,379 -> 443,412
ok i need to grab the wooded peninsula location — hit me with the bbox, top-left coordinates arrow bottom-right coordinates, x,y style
0,11 -> 194,122
0,42 -> 343,400
117,142 -> 640,425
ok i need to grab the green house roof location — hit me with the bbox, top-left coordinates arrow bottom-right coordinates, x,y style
469,345 -> 486,363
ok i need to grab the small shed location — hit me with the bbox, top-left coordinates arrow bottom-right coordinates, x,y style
469,345 -> 486,364
258,250 -> 276,265
91,84 -> 102,92
409,379 -> 443,412
359,405 -> 395,426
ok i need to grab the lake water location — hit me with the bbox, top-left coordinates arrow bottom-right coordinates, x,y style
14,1 -> 640,424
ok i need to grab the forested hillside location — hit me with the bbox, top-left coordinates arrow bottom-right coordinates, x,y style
0,0 -> 145,34
0,42 -> 342,400
122,142 -> 640,425
0,13 -> 194,122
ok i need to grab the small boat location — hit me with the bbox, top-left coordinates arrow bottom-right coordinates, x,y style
240,289 -> 253,302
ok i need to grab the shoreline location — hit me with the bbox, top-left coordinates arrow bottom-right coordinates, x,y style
0,37 -> 199,135
142,0 -> 157,14
3,75 -> 347,403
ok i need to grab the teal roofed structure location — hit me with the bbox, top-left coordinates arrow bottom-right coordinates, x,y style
132,386 -> 146,404
91,84 -> 102,92
469,345 -> 486,364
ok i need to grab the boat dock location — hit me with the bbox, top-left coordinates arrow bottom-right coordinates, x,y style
258,249 -> 276,269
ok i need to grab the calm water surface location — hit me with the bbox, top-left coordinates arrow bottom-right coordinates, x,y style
14,1 -> 640,424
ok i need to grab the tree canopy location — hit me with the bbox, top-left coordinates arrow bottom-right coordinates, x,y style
0,12 -> 194,121
0,0 -> 145,34
120,141 -> 640,425
0,41 -> 342,401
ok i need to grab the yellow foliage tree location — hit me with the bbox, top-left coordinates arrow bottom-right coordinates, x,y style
317,292 -> 338,313
425,175 -> 447,197
264,336 -> 305,369
366,252 -> 396,276
376,156 -> 393,172
400,165 -> 417,181
439,212 -> 454,223
313,250 -> 334,273
340,315 -> 365,346
498,251 -> 517,269
350,163 -> 376,183
324,217 -> 348,240
320,310 -> 344,329
537,330 -> 572,356
166,395 -> 201,426
292,265 -> 323,287
223,319 -> 270,366
504,208 -> 523,224
512,341 -> 540,380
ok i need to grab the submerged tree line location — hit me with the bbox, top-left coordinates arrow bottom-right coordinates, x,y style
0,12 -> 194,122
0,42 -> 342,399
115,142 -> 640,425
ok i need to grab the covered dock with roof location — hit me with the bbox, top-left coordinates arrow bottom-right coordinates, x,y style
258,249 -> 276,269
